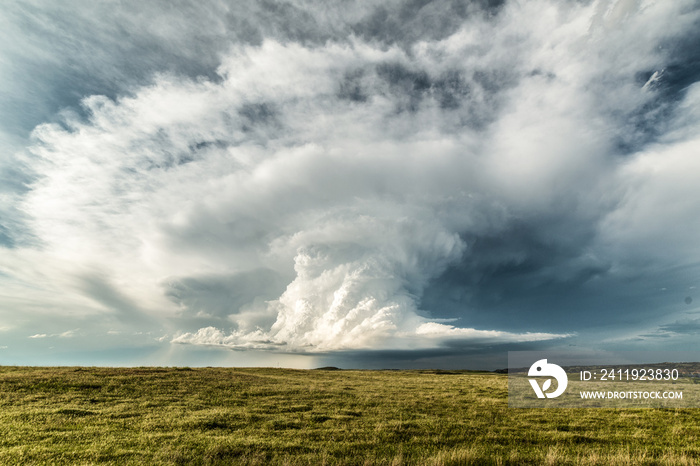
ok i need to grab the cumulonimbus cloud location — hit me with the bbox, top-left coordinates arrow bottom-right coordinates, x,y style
4,0 -> 699,354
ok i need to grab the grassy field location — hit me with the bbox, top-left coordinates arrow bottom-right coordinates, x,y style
0,367 -> 699,465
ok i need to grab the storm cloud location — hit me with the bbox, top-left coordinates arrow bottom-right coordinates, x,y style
1,0 -> 699,366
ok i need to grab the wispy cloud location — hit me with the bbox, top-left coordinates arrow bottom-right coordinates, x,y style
27,330 -> 77,339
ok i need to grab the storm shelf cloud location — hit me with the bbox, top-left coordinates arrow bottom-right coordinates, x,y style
0,0 -> 699,367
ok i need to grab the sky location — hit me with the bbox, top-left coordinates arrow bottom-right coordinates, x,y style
0,0 -> 699,369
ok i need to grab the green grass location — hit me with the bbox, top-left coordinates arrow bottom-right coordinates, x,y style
0,367 -> 699,465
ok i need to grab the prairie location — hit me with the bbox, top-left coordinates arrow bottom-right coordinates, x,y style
0,366 -> 698,465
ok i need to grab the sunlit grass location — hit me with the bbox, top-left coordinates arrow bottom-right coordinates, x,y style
0,367 -> 698,464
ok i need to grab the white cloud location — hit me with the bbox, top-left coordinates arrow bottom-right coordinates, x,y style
414,322 -> 571,342
26,330 -> 77,339
172,327 -> 284,350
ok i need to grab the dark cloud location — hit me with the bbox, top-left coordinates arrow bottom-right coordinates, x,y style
337,69 -> 370,103
657,318 -> 700,335
350,0 -> 506,47
313,338 -> 563,370
616,25 -> 700,153
376,62 -> 432,112
433,70 -> 471,110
